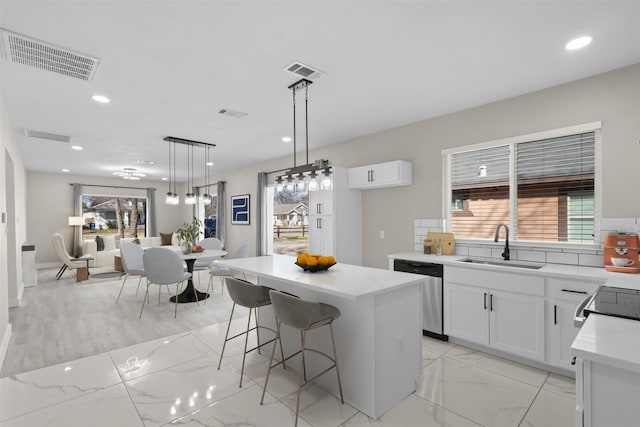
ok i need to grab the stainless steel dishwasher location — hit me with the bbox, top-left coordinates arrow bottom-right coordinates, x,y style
393,259 -> 447,341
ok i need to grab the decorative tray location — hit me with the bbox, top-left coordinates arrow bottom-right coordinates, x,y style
295,262 -> 336,272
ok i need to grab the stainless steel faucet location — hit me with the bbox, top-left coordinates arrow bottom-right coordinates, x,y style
494,223 -> 510,261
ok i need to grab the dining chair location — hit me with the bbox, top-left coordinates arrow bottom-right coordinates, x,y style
115,241 -> 146,303
141,247 -> 192,319
206,243 -> 249,300
51,233 -> 93,281
193,237 -> 223,284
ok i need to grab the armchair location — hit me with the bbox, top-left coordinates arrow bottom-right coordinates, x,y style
52,233 -> 93,281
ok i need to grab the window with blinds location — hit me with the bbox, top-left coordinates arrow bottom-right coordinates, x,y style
447,130 -> 597,243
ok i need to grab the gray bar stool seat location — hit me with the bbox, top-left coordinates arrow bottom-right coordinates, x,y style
261,290 -> 344,427
218,277 -> 285,388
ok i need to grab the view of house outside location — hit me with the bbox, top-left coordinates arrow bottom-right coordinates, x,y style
273,188 -> 309,255
81,195 -> 146,239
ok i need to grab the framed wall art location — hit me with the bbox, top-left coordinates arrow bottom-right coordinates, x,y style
231,194 -> 250,225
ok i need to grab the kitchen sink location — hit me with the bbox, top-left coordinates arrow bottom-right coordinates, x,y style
457,258 -> 543,270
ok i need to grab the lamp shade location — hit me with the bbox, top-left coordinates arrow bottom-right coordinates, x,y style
68,216 -> 84,226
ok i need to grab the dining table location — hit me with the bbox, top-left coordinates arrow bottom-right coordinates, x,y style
165,248 -> 227,303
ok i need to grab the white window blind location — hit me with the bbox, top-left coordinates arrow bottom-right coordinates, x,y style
448,130 -> 596,243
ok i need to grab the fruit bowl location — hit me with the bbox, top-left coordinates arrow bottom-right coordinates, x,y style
295,262 -> 336,272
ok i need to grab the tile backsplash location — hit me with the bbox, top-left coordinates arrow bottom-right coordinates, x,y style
413,217 -> 640,268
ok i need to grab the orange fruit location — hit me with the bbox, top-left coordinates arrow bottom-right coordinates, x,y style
317,256 -> 330,266
296,254 -> 308,265
306,256 -> 318,266
327,256 -> 336,264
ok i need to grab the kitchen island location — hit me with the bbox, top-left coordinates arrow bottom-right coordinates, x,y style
215,254 -> 425,419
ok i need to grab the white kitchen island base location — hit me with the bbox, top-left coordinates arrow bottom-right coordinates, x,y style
216,255 -> 423,419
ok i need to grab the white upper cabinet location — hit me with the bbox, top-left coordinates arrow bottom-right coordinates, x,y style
348,160 -> 412,189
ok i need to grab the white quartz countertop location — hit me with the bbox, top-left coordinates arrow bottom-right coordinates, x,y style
216,254 -> 425,300
388,252 -> 640,290
572,314 -> 640,373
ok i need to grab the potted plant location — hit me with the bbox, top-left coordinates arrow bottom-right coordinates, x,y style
175,217 -> 202,254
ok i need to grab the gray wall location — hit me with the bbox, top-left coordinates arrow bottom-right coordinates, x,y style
207,63 -> 640,268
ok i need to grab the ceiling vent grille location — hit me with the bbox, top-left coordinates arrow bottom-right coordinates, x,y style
285,61 -> 324,80
218,108 -> 248,119
23,129 -> 72,143
0,28 -> 100,81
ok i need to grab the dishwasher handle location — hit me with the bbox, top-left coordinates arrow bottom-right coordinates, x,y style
573,294 -> 592,328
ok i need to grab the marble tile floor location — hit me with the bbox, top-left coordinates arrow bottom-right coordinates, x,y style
1,269 -> 577,426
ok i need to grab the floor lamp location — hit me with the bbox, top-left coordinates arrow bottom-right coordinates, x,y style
68,216 -> 84,257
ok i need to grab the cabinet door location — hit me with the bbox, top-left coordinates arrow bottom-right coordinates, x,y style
547,299 -> 582,370
347,165 -> 371,188
489,290 -> 545,361
309,215 -> 334,255
309,189 -> 334,216
444,283 -> 489,345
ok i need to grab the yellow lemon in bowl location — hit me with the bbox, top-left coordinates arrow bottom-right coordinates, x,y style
296,253 -> 308,265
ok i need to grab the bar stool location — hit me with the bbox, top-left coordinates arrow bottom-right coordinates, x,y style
261,290 -> 344,427
218,277 -> 285,388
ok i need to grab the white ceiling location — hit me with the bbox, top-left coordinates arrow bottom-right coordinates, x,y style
1,0 -> 639,182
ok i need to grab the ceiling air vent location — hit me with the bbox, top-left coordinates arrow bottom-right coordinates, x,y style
285,61 -> 324,80
23,129 -> 72,143
218,108 -> 248,119
0,28 -> 100,81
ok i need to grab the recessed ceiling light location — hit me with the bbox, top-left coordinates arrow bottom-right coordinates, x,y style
136,160 -> 155,165
282,136 -> 292,143
565,36 -> 592,51
206,161 -> 214,166
162,177 -> 168,181
61,169 -> 70,172
71,145 -> 83,150
92,94 -> 110,103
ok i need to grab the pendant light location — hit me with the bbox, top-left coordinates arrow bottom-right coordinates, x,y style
275,78 -> 331,193
166,141 -> 179,205
163,136 -> 216,205
202,145 -> 212,205
184,143 -> 196,205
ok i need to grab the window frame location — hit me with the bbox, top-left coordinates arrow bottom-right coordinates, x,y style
442,122 -> 602,248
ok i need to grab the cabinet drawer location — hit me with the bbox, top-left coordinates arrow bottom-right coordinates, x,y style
445,266 -> 544,296
547,278 -> 601,302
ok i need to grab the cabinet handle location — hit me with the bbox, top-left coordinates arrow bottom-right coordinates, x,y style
317,218 -> 322,229
571,356 -> 577,366
316,203 -> 322,214
483,293 -> 487,310
554,304 -> 557,325
367,170 -> 372,182
490,294 -> 494,311
561,289 -> 588,294
370,169 -> 375,182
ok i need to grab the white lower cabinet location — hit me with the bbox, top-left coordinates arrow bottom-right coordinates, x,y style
545,279 -> 600,371
444,281 -> 545,361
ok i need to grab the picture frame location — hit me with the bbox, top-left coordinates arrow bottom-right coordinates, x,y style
231,194 -> 250,225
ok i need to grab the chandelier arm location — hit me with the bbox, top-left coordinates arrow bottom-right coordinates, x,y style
292,86 -> 297,167
305,85 -> 309,165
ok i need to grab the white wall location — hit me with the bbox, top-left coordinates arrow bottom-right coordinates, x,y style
27,172 -> 191,265
207,63 -> 640,268
1,91 -> 28,367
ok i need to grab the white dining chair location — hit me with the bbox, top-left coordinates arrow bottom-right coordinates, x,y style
206,243 -> 249,300
193,237 -> 223,284
116,241 -> 146,303
141,247 -> 192,319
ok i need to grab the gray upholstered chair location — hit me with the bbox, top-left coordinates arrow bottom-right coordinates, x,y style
141,247 -> 192,319
206,242 -> 249,298
115,241 -> 146,303
51,233 -> 93,281
261,290 -> 344,426
217,277 -> 284,388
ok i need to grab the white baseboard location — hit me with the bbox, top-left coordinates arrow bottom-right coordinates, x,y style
0,323 -> 12,373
